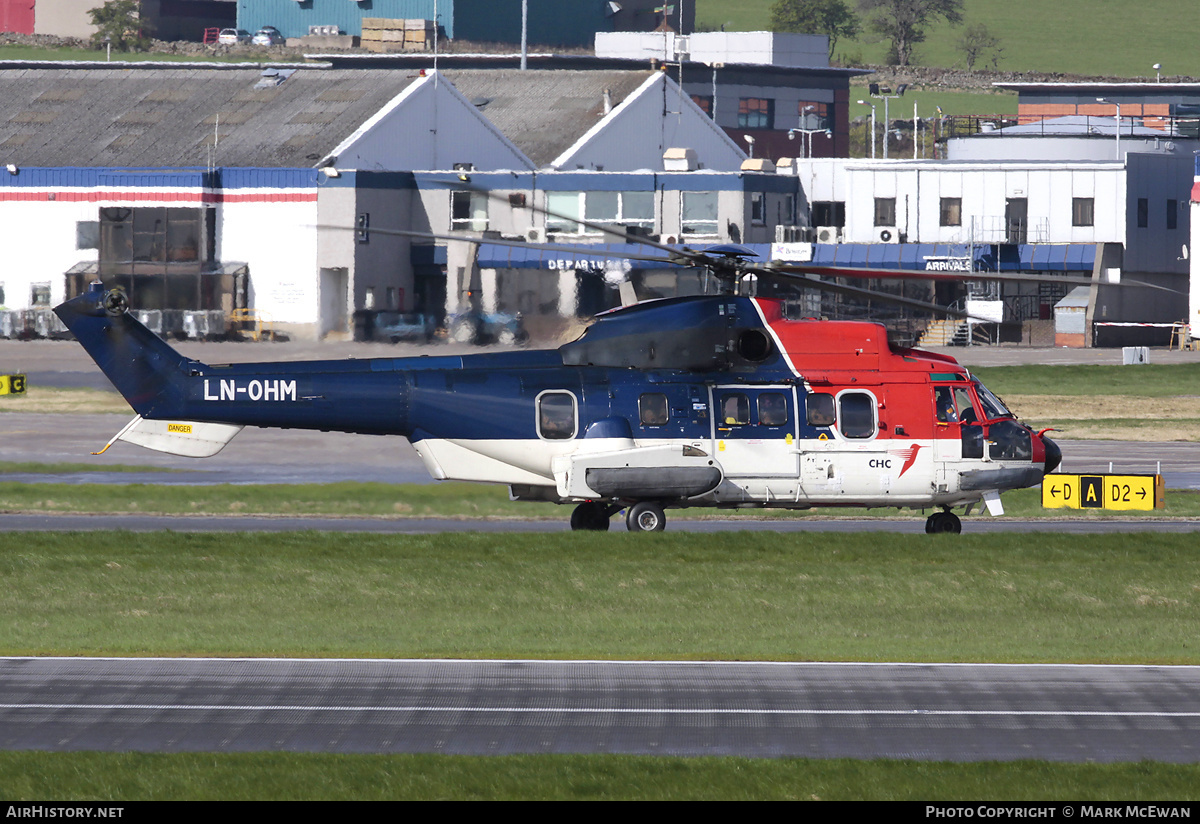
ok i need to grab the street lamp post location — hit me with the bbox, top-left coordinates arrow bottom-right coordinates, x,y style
869,84 -> 906,159
1097,97 -> 1122,160
857,99 -> 876,159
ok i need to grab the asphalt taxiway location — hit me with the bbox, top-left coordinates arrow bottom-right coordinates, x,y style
4,657 -> 1198,761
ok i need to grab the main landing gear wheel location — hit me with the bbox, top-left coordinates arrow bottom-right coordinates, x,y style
925,510 -> 962,534
570,502 -> 612,531
626,501 -> 666,532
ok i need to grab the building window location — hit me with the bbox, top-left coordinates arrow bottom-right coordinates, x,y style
1137,198 -> 1148,228
547,191 -> 653,233
813,201 -> 845,228
691,94 -> 713,118
939,197 -> 962,227
30,283 -> 51,307
874,197 -> 896,227
546,191 -> 581,232
797,101 -> 830,130
76,221 -> 99,250
738,97 -> 774,129
1072,197 -> 1094,227
1168,199 -> 1179,230
681,191 -> 718,236
451,190 -> 488,231
751,192 -> 766,226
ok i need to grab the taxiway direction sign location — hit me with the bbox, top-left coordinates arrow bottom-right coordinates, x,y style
1041,474 -> 1164,510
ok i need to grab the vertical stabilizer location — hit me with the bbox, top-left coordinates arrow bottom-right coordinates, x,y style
53,283 -> 194,418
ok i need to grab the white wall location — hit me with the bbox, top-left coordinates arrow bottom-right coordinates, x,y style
0,198 -> 98,309
220,199 -> 320,326
797,159 -> 1132,246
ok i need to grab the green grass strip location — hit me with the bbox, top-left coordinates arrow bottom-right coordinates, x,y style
1,752 -> 1198,800
3,531 -> 1199,663
969,364 -> 1200,398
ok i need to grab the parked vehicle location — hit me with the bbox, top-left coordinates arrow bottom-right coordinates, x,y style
251,26 -> 285,46
447,310 -> 527,346
217,28 -> 252,45
374,312 -> 437,344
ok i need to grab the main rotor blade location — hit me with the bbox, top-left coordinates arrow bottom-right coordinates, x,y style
769,263 -> 1184,294
313,223 -> 687,267
433,179 -> 716,268
744,265 -> 981,320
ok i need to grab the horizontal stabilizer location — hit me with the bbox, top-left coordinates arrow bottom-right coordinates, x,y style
95,415 -> 244,458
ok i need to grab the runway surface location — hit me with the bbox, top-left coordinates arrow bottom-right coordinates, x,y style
3,657 -> 1198,761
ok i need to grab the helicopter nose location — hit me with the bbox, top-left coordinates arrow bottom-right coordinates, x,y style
1041,434 -> 1062,475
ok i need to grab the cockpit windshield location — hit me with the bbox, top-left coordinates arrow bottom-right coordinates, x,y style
972,379 -> 1014,421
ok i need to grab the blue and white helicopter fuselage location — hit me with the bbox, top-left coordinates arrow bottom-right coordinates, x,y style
56,283 -> 1060,533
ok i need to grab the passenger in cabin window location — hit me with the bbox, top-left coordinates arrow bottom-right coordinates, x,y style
722,395 -> 748,425
759,393 -> 787,426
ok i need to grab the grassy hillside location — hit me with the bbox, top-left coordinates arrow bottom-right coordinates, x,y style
696,0 -> 1200,78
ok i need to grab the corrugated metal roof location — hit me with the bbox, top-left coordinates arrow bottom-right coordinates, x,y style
0,67 -> 425,168
444,69 -> 651,167
0,66 -> 657,172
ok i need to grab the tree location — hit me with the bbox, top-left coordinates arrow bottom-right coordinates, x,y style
956,22 -> 1002,71
769,0 -> 861,61
857,0 -> 963,67
88,0 -> 154,53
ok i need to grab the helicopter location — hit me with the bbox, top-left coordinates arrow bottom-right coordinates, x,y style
53,196 -> 1067,534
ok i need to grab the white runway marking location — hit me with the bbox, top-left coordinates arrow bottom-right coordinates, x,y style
5,703 -> 1200,718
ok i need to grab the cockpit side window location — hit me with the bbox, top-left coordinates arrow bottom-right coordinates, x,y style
537,391 -> 577,440
952,386 -> 977,424
935,387 -> 957,422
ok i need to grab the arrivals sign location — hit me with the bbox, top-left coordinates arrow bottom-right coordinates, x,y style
1041,474 -> 1164,511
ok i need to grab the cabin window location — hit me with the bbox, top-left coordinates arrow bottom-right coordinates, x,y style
639,393 -> 669,426
719,393 -> 750,426
1137,198 -> 1149,228
1168,199 -> 1179,230
758,393 -> 788,426
806,393 -> 835,427
537,392 -> 576,440
838,392 -> 876,439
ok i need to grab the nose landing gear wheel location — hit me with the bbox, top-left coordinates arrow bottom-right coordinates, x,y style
925,510 -> 962,534
626,501 -> 666,532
